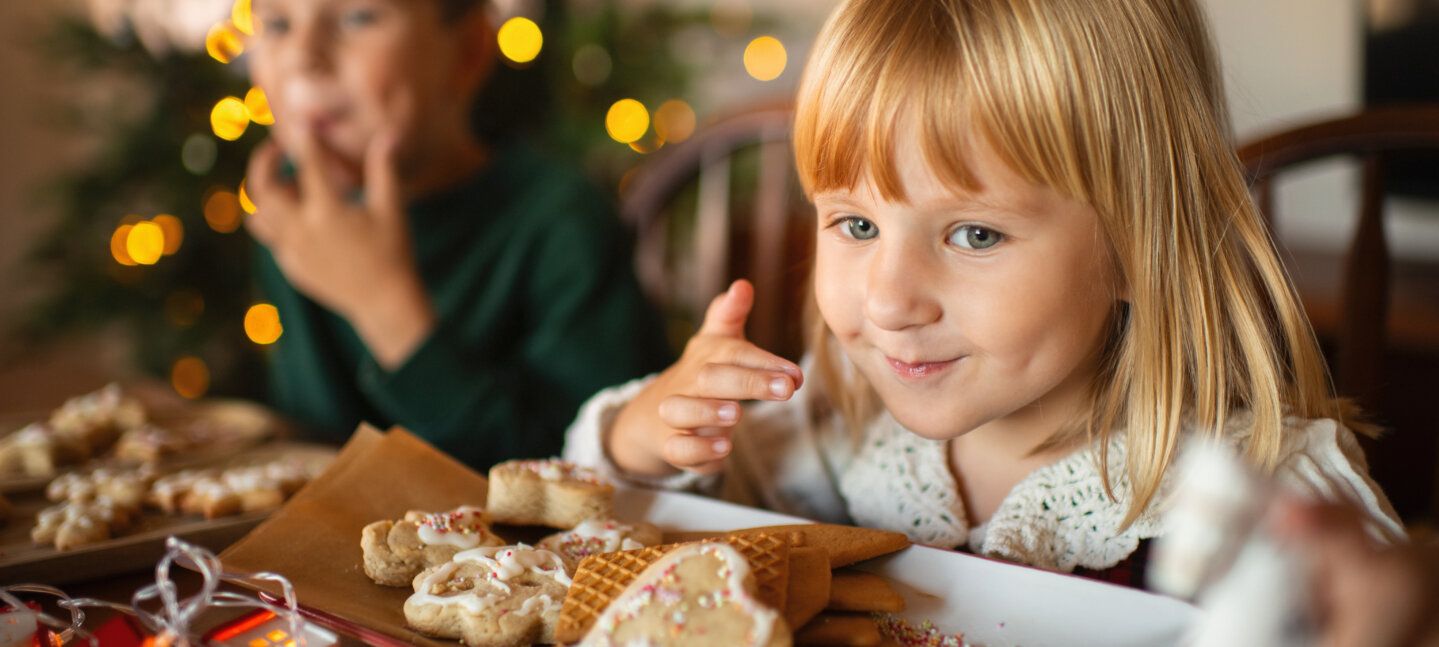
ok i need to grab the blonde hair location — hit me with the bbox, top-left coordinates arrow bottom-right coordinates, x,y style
794,0 -> 1356,526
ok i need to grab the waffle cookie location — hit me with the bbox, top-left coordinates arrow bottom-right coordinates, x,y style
555,533 -> 791,643
403,544 -> 572,647
577,541 -> 791,647
362,506 -> 508,586
486,458 -> 614,528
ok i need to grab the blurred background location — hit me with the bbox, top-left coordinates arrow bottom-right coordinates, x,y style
0,0 -> 1435,521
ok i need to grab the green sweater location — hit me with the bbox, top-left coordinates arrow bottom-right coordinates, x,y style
254,143 -> 671,469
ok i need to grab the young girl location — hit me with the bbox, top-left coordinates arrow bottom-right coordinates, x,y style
564,0 -> 1404,584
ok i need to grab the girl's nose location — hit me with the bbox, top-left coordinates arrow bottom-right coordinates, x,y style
863,244 -> 943,331
286,21 -> 334,73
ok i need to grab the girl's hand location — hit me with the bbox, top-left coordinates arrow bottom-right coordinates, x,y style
608,279 -> 804,477
244,124 -> 436,369
1275,499 -> 1439,647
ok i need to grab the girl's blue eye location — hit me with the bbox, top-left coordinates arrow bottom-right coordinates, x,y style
259,16 -> 290,35
844,217 -> 879,240
950,225 -> 1003,250
340,9 -> 379,29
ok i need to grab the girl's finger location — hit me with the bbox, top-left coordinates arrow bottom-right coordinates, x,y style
708,339 -> 805,390
692,363 -> 797,402
363,127 -> 404,222
696,279 -> 754,339
662,433 -> 732,473
289,125 -> 344,211
657,396 -> 741,430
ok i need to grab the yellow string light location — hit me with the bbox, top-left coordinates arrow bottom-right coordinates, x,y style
152,214 -> 183,255
497,17 -> 543,64
206,21 -> 245,63
238,181 -> 257,215
171,356 -> 211,399
111,225 -> 137,266
606,99 -> 650,144
245,303 -> 283,345
244,87 -> 274,125
126,221 -> 165,265
205,189 -> 244,233
744,36 -> 787,81
654,100 -> 696,144
232,0 -> 254,35
211,97 -> 250,141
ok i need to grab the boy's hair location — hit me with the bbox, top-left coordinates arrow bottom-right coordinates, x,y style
794,0 -> 1352,526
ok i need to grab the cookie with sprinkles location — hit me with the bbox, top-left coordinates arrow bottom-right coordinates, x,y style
362,505 -> 508,587
537,519 -> 663,573
487,458 -> 615,529
403,544 -> 573,646
576,541 -> 791,647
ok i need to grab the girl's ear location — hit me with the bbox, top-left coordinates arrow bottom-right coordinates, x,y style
451,9 -> 498,98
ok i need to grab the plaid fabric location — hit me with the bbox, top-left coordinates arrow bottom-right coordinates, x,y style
1071,538 -> 1153,590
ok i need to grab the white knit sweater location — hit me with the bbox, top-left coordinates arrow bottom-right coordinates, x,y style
563,375 -> 1405,573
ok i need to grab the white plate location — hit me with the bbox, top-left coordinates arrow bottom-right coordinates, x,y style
616,487 -> 1197,647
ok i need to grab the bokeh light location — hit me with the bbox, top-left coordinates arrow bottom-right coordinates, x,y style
126,221 -> 165,265
654,100 -> 696,144
181,134 -> 218,175
165,289 -> 205,328
111,225 -> 137,266
244,87 -> 274,125
205,189 -> 244,233
211,97 -> 250,141
238,181 -> 257,215
232,0 -> 254,35
744,36 -> 787,81
171,356 -> 210,399
606,99 -> 650,144
572,44 -> 612,86
206,22 -> 245,63
152,214 -> 183,255
245,303 -> 283,345
497,17 -> 543,64
629,133 -> 664,154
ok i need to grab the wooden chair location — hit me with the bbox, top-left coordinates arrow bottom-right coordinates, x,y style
1237,104 -> 1439,522
621,103 -> 814,361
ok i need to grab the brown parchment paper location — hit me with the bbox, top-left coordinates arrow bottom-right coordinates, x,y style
219,424 -> 489,646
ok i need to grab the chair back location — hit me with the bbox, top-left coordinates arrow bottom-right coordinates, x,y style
1237,104 -> 1439,523
621,103 -> 814,360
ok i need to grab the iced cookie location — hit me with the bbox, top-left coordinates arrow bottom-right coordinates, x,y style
403,544 -> 573,647
112,423 -> 193,464
362,506 -> 508,586
556,533 -> 792,643
31,496 -> 137,551
578,541 -> 791,647
0,423 -> 90,478
46,467 -> 156,509
48,382 -> 146,452
537,519 -> 663,572
486,459 -> 614,529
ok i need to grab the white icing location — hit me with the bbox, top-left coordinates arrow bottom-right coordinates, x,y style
406,545 -> 572,616
581,543 -> 778,647
452,544 -> 573,587
416,506 -> 490,549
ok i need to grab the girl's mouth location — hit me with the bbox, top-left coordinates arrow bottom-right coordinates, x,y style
886,356 -> 958,379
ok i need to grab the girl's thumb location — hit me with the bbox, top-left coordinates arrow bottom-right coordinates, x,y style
697,279 -> 754,339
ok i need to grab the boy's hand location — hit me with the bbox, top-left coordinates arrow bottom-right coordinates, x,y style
244,125 -> 435,369
608,279 -> 804,476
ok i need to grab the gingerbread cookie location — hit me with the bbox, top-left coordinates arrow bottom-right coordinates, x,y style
362,506 -> 508,586
403,544 -> 572,647
577,541 -> 791,647
0,423 -> 91,478
537,519 -> 663,572
46,467 -> 156,509
486,458 -> 614,529
47,382 -> 146,452
31,496 -> 137,551
112,423 -> 194,464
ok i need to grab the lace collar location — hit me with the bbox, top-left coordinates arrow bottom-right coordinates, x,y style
839,414 -> 1167,572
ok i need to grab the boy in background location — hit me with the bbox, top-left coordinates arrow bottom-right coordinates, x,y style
243,0 -> 669,468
